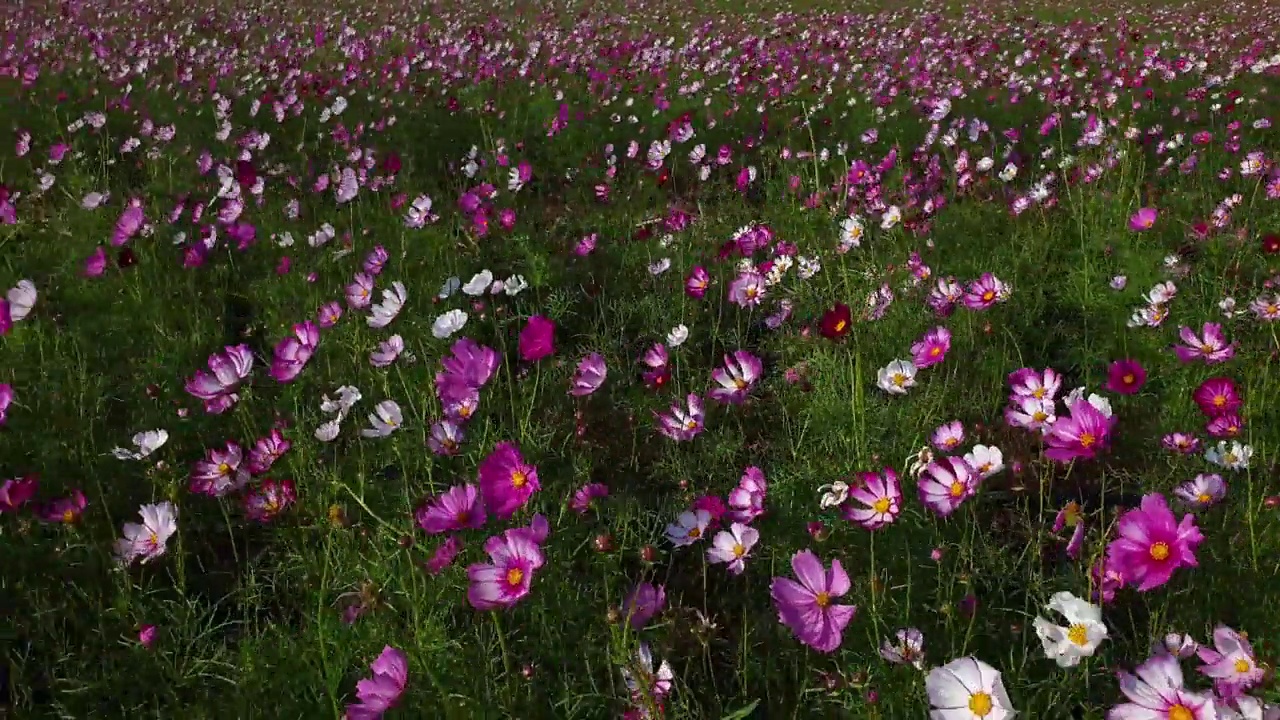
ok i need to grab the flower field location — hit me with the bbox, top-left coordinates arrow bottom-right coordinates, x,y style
2,0 -> 1280,717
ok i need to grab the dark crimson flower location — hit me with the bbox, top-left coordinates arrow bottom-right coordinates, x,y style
1105,359 -> 1147,395
1262,233 -> 1280,255
819,303 -> 852,340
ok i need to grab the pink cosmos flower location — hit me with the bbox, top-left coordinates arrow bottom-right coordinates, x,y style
317,301 -> 343,328
270,321 -> 320,383
345,646 -> 408,720
466,528 -> 546,610
138,625 -> 157,649
1174,474 -> 1226,509
842,468 -> 902,530
369,335 -> 404,368
114,501 -> 178,566
38,489 -> 87,524
0,475 -> 38,513
416,484 -> 486,534
569,353 -> 607,396
519,315 -> 556,362
1104,493 -> 1204,592
1197,625 -> 1264,700
640,343 -> 670,389
244,479 -> 296,523
184,344 -> 253,414
427,419 -> 465,456
770,550 -> 856,653
477,442 -> 539,519
440,337 -> 501,390
424,536 -> 463,575
918,456 -> 978,517
962,272 -> 1007,310
706,522 -> 758,575
1128,207 -> 1158,231
1008,367 -> 1062,401
363,246 -> 388,276
910,326 -> 951,368
1053,502 -> 1087,559
189,441 -> 251,497
1044,398 -> 1117,462
1108,652 -> 1215,720
345,272 -> 375,309
655,393 -> 705,442
931,421 -> 965,452
727,466 -> 767,524
1205,413 -> 1243,439
727,270 -> 766,307
1174,323 -> 1235,364
708,350 -> 763,405
247,428 -> 291,475
1106,359 -> 1147,395
1192,377 -> 1241,417
1162,432 -> 1203,455
111,200 -> 144,246
685,266 -> 710,298
570,483 -> 609,514
621,582 -> 666,630
0,383 -> 12,425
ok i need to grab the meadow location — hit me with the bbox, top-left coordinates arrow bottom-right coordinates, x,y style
2,0 -> 1280,717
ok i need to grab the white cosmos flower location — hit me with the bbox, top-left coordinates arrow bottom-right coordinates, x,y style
1032,592 -> 1108,667
110,429 -> 169,460
964,445 -> 1004,479
667,324 -> 689,347
361,400 -> 403,438
431,309 -> 468,339
462,270 -> 493,296
876,359 -> 917,395
926,656 -> 1015,720
369,335 -> 404,368
818,480 -> 849,509
649,258 -> 671,275
436,276 -> 460,299
1206,440 -> 1253,470
320,385 -> 362,417
503,275 -> 529,296
6,280 -> 37,322
367,281 -> 406,328
314,419 -> 342,442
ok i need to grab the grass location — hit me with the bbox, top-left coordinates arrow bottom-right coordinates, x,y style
2,0 -> 1280,717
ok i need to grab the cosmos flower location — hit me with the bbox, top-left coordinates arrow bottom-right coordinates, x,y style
770,550 -> 856,653
114,502 -> 178,566
1105,359 -> 1147,395
466,527 -> 545,611
345,646 -> 408,720
706,522 -> 758,575
708,350 -> 763,405
569,353 -> 608,396
1108,652 -> 1215,720
842,468 -> 901,530
1104,493 -> 1203,592
416,484 -> 486,534
1032,592 -> 1108,667
519,315 -> 556,362
477,441 -> 539,519
926,656 -> 1015,720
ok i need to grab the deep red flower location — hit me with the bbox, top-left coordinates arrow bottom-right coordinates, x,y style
819,303 -> 852,340
1262,233 -> 1280,255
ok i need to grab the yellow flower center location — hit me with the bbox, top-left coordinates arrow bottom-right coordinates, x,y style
744,287 -> 758,299
873,497 -> 892,513
1234,658 -> 1252,674
1169,705 -> 1193,720
217,463 -> 230,475
1213,395 -> 1226,407
968,691 -> 993,717
732,543 -> 746,558
930,346 -> 942,356
1201,343 -> 1214,354
505,568 -> 524,586
459,405 -> 472,418
687,527 -> 701,539
1032,411 -> 1048,422
1196,493 -> 1211,504
834,320 -> 847,332
734,378 -> 747,390
814,592 -> 831,608
892,373 -> 907,386
684,419 -> 698,430
1079,432 -> 1096,448
1067,624 -> 1089,646
62,509 -> 75,523
981,290 -> 995,302
949,481 -> 966,497
1122,373 -> 1135,384
147,532 -> 159,548
1032,388 -> 1046,399
1149,541 -> 1171,561
511,471 -> 527,488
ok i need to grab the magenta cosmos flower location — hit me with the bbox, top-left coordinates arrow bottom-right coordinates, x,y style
466,527 -> 545,610
346,645 -> 408,720
727,466 -> 767,524
918,456 -> 977,517
1043,399 -> 1116,462
0,382 -> 12,424
1197,625 -> 1265,700
477,442 -> 539,520
1192,377 -> 1241,417
621,582 -> 666,630
0,475 -> 38,513
1128,207 -> 1158,232
416,483 -> 486,534
910,326 -> 951,368
1105,493 -> 1204,592
708,350 -> 763,404
656,393 -> 705,441
727,270 -> 766,307
1105,359 -> 1146,395
270,321 -> 320,383
842,468 -> 902,530
1173,322 -> 1235,364
1108,651 -> 1214,720
518,315 -> 556,362
244,479 -> 296,523
247,428 -> 291,475
184,344 -> 254,414
770,550 -> 856,653
569,352 -> 607,396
